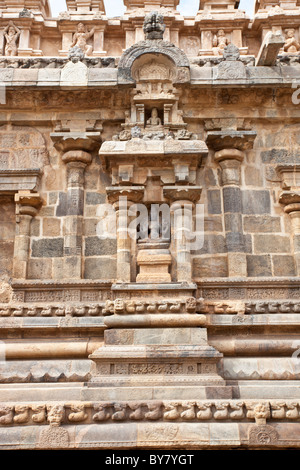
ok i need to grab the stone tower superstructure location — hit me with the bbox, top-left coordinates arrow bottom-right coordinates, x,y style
0,0 -> 299,449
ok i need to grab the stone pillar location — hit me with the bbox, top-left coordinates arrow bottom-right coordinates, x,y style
62,150 -> 92,279
172,200 -> 194,282
214,149 -> 247,277
18,27 -> 32,56
279,192 -> 300,276
13,192 -> 42,279
135,25 -> 144,43
124,28 -> 135,50
114,199 -> 132,283
58,26 -> 74,56
107,187 -> 144,284
93,26 -> 107,56
164,187 -> 202,284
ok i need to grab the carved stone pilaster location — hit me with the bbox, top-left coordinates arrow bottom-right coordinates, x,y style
107,186 -> 144,283
279,192 -> 300,276
61,150 -> 92,279
164,186 -> 202,283
13,191 -> 42,279
214,148 -> 246,278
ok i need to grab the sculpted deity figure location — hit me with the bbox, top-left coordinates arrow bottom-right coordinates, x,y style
147,108 -> 162,127
71,23 -> 95,56
4,22 -> 21,56
283,29 -> 300,53
47,405 -> 64,427
213,30 -> 229,55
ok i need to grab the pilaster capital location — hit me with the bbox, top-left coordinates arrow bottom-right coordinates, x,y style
62,150 -> 92,166
276,164 -> 300,190
206,130 -> 257,152
279,191 -> 300,212
214,148 -> 244,163
214,149 -> 244,186
14,191 -> 42,217
106,186 -> 145,206
163,186 -> 202,205
51,132 -> 102,153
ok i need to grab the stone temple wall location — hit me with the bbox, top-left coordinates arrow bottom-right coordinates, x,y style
0,0 -> 299,450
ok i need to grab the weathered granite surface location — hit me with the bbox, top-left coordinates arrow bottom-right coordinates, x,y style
0,0 -> 300,450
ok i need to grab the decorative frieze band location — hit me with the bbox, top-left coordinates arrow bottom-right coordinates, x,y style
0,401 -> 299,426
1,299 -> 300,317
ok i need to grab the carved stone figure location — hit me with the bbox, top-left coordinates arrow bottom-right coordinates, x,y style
229,402 -> 245,419
31,405 -> 46,424
186,297 -> 197,313
112,403 -> 126,421
68,404 -> 88,422
164,402 -> 180,420
13,405 -> 29,424
4,22 -> 20,57
93,403 -> 111,421
47,405 -> 65,427
0,405 -> 13,424
71,23 -> 95,57
196,403 -> 213,420
181,402 -> 196,420
128,402 -> 144,420
143,12 -> 166,40
213,30 -> 229,56
214,403 -> 229,419
146,108 -> 162,127
145,402 -> 162,420
114,299 -> 125,314
283,29 -> 300,54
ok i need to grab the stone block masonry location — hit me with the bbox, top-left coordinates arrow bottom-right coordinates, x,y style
0,0 -> 299,451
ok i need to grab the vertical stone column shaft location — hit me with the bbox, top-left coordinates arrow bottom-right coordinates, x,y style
93,26 -> 106,56
18,27 -> 32,56
114,200 -> 132,283
13,192 -> 42,279
172,200 -> 193,283
215,149 -> 246,277
62,150 -> 92,279
283,201 -> 300,276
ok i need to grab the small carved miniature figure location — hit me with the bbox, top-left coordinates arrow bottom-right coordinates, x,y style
4,22 -> 21,57
147,108 -> 162,127
114,298 -> 125,314
47,405 -> 65,427
283,29 -> 300,53
71,23 -> 95,56
213,29 -> 229,56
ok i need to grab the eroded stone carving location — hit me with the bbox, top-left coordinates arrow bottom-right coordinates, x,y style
143,12 -> 166,40
248,425 -> 279,446
213,30 -> 229,56
3,22 -> 20,57
216,44 -> 246,80
283,29 -> 300,54
71,23 -> 95,57
0,401 -> 297,425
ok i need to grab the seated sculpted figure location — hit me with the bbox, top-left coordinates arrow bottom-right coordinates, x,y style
283,29 -> 300,54
213,30 -> 229,55
147,108 -> 162,127
71,23 -> 95,56
4,22 -> 21,56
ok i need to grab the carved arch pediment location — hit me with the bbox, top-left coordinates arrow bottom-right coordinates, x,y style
118,40 -> 190,86
131,54 -> 177,83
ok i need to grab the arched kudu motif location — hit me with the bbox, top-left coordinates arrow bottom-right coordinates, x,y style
117,12 -> 190,86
